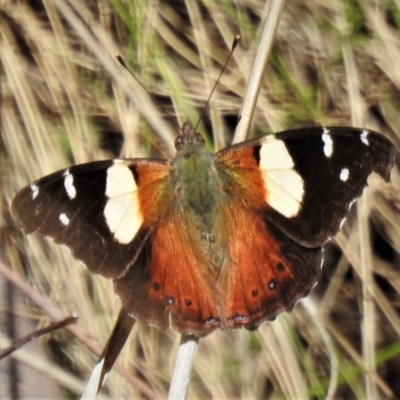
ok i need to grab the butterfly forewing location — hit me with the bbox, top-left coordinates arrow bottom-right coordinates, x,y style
215,127 -> 395,248
12,159 -> 172,279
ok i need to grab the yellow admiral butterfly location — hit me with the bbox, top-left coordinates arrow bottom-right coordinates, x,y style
12,124 -> 395,337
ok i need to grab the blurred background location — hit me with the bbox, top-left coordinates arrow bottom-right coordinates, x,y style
1,0 -> 400,399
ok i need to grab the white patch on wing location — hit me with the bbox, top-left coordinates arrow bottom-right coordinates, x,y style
260,139 -> 304,218
63,169 -> 76,199
30,184 -> 39,199
322,128 -> 333,158
361,129 -> 369,146
59,213 -> 70,225
104,162 -> 143,244
340,168 -> 349,182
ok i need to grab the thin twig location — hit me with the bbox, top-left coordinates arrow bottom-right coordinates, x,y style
168,335 -> 199,400
0,315 -> 78,360
0,331 -> 88,395
233,0 -> 286,144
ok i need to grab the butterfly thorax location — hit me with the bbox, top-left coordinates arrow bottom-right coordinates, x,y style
171,124 -> 227,272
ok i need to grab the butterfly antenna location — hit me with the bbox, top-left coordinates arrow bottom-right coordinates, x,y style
193,34 -> 240,132
115,54 -> 177,127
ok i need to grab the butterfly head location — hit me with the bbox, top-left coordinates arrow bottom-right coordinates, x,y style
175,123 -> 206,155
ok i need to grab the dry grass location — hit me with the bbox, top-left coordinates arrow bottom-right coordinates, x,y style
1,0 -> 400,399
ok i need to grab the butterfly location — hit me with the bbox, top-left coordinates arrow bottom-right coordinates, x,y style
12,124 -> 395,338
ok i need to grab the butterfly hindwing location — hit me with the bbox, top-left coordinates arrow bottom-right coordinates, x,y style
12,159 -> 172,278
114,201 -> 222,336
219,202 -> 322,330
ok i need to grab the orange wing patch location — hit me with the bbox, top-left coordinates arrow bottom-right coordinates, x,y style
216,146 -> 268,205
148,213 -> 222,335
133,162 -> 174,224
218,201 -> 322,331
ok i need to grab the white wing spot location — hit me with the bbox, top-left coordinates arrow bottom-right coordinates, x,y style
361,129 -> 370,146
104,162 -> 143,244
340,168 -> 349,182
30,184 -> 39,199
260,139 -> 304,218
322,128 -> 333,158
63,170 -> 76,199
59,213 -> 70,225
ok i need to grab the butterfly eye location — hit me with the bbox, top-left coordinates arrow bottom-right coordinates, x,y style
175,135 -> 184,149
194,133 -> 205,145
